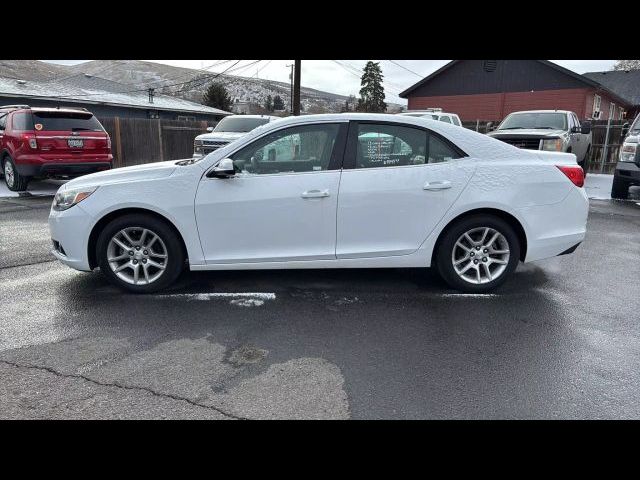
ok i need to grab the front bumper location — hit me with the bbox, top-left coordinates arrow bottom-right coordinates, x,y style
614,161 -> 640,184
48,203 -> 96,271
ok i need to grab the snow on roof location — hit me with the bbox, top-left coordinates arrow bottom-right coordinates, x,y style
0,74 -> 232,116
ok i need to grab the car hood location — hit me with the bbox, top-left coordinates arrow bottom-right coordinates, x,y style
60,160 -> 178,190
196,131 -> 247,141
488,129 -> 566,137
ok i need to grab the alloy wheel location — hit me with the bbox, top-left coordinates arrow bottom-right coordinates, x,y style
106,227 -> 168,285
451,227 -> 510,284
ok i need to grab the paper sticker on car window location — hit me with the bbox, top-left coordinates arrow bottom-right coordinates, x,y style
34,123 -> 43,131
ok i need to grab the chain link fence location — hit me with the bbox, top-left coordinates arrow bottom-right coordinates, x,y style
462,119 -> 628,173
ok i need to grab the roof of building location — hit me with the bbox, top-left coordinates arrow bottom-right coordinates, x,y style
0,74 -> 231,116
583,70 -> 640,107
399,60 -> 631,107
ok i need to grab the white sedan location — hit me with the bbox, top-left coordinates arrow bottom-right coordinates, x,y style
49,113 -> 588,293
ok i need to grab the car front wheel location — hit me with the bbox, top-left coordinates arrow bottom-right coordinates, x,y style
436,215 -> 521,293
96,214 -> 185,293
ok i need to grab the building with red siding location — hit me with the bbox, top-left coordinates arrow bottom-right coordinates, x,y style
399,60 -> 632,123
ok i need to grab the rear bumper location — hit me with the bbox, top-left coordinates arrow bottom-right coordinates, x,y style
614,162 -> 640,183
16,161 -> 112,177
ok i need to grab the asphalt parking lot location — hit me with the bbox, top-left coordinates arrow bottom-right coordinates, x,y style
1,182 -> 639,419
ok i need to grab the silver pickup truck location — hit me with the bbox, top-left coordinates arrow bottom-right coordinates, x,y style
487,110 -> 592,170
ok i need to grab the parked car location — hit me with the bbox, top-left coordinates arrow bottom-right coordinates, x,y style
193,114 -> 280,158
487,110 -> 592,171
0,105 -> 112,191
49,113 -> 588,294
612,114 -> 640,199
398,109 -> 463,127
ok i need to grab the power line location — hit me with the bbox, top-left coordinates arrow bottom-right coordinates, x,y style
386,60 -> 424,78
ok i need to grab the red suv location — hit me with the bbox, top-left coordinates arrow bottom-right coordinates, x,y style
0,105 -> 112,191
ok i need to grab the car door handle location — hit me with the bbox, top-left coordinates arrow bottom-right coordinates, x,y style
423,180 -> 452,191
301,189 -> 330,199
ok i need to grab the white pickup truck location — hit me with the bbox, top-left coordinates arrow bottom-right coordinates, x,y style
487,110 -> 592,170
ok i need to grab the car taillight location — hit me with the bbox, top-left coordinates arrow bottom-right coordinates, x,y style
556,165 -> 584,188
22,133 -> 38,150
107,135 -> 111,149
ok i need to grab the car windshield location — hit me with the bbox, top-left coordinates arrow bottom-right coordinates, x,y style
31,111 -> 104,131
630,115 -> 640,133
498,113 -> 567,131
214,117 -> 270,133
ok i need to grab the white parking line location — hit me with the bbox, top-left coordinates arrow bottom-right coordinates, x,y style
155,292 -> 276,303
438,293 -> 500,298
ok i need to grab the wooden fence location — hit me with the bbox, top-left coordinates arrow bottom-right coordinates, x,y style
462,119 -> 629,173
98,117 -> 213,168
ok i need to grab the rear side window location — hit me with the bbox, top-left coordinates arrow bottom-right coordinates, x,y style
451,116 -> 461,126
31,112 -> 104,132
352,123 -> 463,168
11,112 -> 33,130
439,116 -> 452,124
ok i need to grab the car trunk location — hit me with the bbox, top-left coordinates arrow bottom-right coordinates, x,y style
32,111 -> 110,156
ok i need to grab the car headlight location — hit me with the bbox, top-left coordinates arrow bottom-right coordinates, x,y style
194,139 -> 203,154
619,143 -> 636,162
541,138 -> 563,151
52,187 -> 98,211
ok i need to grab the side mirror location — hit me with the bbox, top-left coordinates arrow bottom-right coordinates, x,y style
206,126 -> 214,132
208,158 -> 235,178
486,122 -> 496,132
621,122 -> 630,138
580,121 -> 591,135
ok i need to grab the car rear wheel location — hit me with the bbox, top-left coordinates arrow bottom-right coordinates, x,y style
436,215 -> 520,293
3,156 -> 30,192
96,214 -> 185,293
611,176 -> 629,199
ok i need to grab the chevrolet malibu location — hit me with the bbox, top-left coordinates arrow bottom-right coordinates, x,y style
49,113 -> 588,293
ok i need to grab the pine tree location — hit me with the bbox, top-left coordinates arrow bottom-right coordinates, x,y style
357,62 -> 387,113
264,95 -> 274,112
613,60 -> 640,71
202,82 -> 233,112
273,95 -> 285,111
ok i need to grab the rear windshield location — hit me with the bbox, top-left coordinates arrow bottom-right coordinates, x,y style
32,112 -> 104,132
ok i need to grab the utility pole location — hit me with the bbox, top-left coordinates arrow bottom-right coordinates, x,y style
286,64 -> 294,114
293,60 -> 301,116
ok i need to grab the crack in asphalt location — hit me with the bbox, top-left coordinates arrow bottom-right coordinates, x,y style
0,359 -> 246,420
0,259 -> 58,270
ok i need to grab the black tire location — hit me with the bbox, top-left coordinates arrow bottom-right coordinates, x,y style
96,213 -> 185,293
611,176 -> 629,200
2,155 -> 30,192
435,214 -> 521,293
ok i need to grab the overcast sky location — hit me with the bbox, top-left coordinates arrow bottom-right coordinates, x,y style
44,60 -> 617,105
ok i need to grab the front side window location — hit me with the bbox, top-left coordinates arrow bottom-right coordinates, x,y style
354,123 -> 462,168
230,123 -> 340,175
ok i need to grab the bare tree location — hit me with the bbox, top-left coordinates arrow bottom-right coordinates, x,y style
613,60 -> 640,71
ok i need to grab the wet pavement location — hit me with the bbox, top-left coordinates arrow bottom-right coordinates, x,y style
1,194 -> 639,419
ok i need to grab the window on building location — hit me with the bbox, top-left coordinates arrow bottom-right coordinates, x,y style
592,94 -> 602,119
618,106 -> 625,120
609,102 -> 616,120
177,115 -> 196,122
